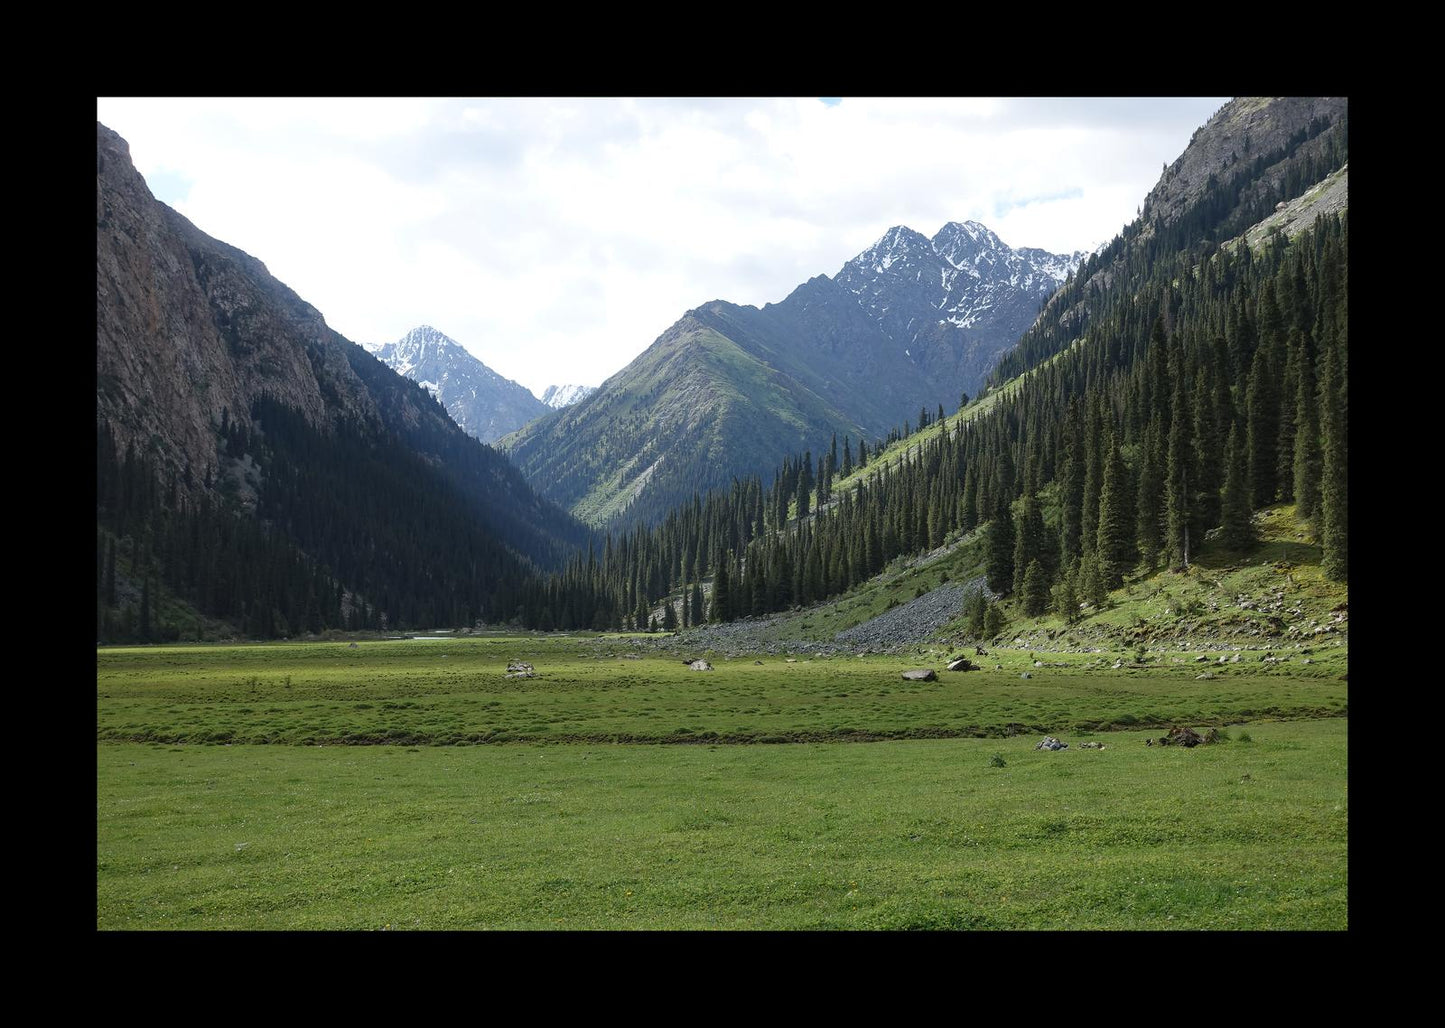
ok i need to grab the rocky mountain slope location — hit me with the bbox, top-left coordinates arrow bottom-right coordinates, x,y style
367,326 -> 549,443
97,121 -> 592,637
990,96 -> 1348,388
834,221 -> 1082,395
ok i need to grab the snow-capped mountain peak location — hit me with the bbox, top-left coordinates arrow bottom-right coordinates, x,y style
538,384 -> 596,409
832,219 -> 1084,395
856,225 -> 933,273
369,325 -> 548,444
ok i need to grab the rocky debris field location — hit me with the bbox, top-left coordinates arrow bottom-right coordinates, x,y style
834,577 -> 989,651
625,575 -> 997,658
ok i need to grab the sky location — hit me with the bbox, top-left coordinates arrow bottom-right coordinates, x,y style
96,97 -> 1230,397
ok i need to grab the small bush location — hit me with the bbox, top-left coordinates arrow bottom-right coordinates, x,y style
1237,730 -> 1253,743
988,753 -> 1007,768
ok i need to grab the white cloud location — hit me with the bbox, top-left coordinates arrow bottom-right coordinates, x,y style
97,96 -> 1228,394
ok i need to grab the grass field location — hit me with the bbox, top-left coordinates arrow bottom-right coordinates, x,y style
97,634 -> 1347,930
97,636 -> 1346,746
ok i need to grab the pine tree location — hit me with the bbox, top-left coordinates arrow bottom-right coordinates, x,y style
967,586 -> 987,637
1165,375 -> 1194,570
983,600 -> 1007,639
1078,550 -> 1108,609
1051,559 -> 1080,623
1079,398 -> 1104,558
1059,402 -> 1085,564
1219,423 -> 1254,551
1022,559 -> 1049,617
1135,416 -> 1165,570
1192,365 -> 1222,537
1095,435 -> 1134,590
710,551 -> 731,623
1246,332 -> 1281,508
1012,491 -> 1048,597
1292,331 -> 1323,527
985,495 -> 1015,595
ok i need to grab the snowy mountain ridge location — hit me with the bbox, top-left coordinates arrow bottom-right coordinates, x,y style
539,383 -> 596,409
369,326 -> 549,444
835,221 -> 1082,344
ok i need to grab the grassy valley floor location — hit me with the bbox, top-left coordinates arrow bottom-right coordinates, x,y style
98,636 -> 1346,930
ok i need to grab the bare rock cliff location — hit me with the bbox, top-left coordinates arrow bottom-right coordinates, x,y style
96,122 -> 384,490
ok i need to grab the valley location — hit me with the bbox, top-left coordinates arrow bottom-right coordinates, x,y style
97,97 -> 1349,931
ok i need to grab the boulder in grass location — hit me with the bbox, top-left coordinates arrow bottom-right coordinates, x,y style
1035,736 -> 1068,751
507,661 -> 534,674
902,669 -> 937,682
946,658 -> 979,672
1157,725 -> 1211,747
689,659 -> 714,671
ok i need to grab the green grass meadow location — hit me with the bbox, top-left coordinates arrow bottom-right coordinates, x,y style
97,636 -> 1347,930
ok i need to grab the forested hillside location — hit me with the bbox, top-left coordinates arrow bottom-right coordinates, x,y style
516,97 -> 1347,635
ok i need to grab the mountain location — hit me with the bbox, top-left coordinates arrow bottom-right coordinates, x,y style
539,384 -> 596,409
366,326 -> 549,443
833,221 -> 1083,395
501,305 -> 874,525
504,222 -> 1080,525
577,95 -> 1348,637
96,122 -> 592,640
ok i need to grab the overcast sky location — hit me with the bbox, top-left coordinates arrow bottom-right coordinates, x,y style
97,97 -> 1229,396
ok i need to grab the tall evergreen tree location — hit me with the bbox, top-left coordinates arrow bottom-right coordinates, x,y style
710,551 -> 732,623
1135,415 -> 1165,570
1012,491 -> 1049,597
1246,317 -> 1282,508
1095,435 -> 1134,590
691,581 -> 704,627
1292,331 -> 1323,527
1052,558 -> 1080,623
1022,559 -> 1049,617
985,495 -> 1016,596
1165,375 -> 1195,570
1219,423 -> 1254,551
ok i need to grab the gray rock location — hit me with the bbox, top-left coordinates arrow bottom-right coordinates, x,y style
901,668 -> 937,682
946,658 -> 979,672
689,660 -> 714,671
1035,736 -> 1068,751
